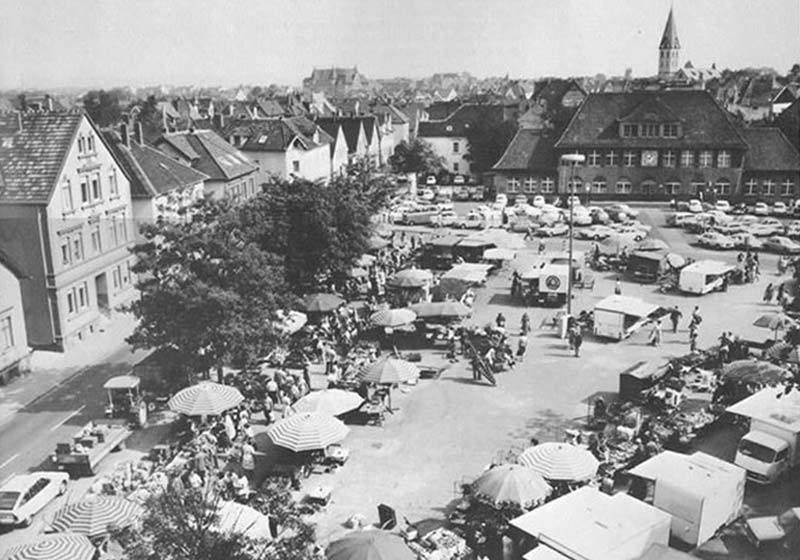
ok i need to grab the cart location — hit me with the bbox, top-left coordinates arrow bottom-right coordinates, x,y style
103,375 -> 148,428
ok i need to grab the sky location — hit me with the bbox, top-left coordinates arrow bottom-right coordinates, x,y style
0,0 -> 798,90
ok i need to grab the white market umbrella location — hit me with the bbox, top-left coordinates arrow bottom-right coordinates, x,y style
360,357 -> 420,385
168,382 -> 244,417
472,464 -> 551,510
370,308 -> 417,327
517,442 -> 599,481
267,412 -> 349,452
215,501 -> 272,540
2,534 -> 96,560
49,496 -> 143,539
292,389 -> 364,417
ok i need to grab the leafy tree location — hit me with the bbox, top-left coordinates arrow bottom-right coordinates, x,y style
126,199 -> 292,372
465,118 -> 518,172
134,95 -> 164,142
388,139 -> 445,176
83,89 -> 123,127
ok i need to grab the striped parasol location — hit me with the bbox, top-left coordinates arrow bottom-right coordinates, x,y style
360,357 -> 420,385
168,382 -> 244,416
50,496 -> 143,538
410,300 -> 471,319
300,293 -> 345,313
472,464 -> 551,510
517,442 -> 599,481
326,531 -> 416,560
764,341 -> 800,364
2,533 -> 95,560
369,308 -> 417,327
387,268 -> 433,288
266,412 -> 349,452
292,389 -> 364,417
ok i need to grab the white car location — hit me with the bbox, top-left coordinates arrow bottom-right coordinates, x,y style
425,175 -> 437,186
532,195 -> 546,208
566,195 -> 582,207
0,472 -> 68,527
772,201 -> 789,216
753,202 -> 769,216
612,225 -> 647,241
494,194 -> 508,207
565,207 -> 592,226
453,175 -> 465,185
714,200 -> 731,213
577,225 -> 615,240
419,188 -> 435,201
431,210 -> 458,227
688,199 -> 703,213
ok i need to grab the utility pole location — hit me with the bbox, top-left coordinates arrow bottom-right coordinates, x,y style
561,153 -> 586,316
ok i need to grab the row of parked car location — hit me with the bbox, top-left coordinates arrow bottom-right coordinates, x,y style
678,198 -> 800,217
670,211 -> 800,254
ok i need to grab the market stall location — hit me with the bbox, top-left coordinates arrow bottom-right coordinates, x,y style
592,295 -> 663,341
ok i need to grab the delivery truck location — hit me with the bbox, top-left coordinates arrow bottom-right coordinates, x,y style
592,295 -> 662,340
679,260 -> 735,295
727,387 -> 800,484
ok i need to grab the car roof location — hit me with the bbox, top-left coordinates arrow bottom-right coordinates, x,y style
1,474 -> 41,492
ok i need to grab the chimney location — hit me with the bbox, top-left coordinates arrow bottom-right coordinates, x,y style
17,111 -> 22,132
134,122 -> 144,145
120,123 -> 130,148
161,105 -> 169,133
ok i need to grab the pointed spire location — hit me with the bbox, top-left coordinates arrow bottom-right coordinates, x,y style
660,7 -> 680,49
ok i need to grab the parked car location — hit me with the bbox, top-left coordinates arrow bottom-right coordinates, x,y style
696,232 -> 735,250
513,195 -> 529,207
746,223 -> 780,237
763,236 -> 800,254
730,202 -> 748,215
566,195 -> 582,207
611,225 -> 646,241
468,186 -> 485,201
425,175 -> 437,186
588,206 -> 610,224
744,508 -> 800,551
786,220 -> 800,238
431,210 -> 458,228
606,203 -> 639,221
713,222 -> 748,236
532,195 -> 546,208
714,200 -> 732,213
772,201 -> 789,216
666,212 -> 694,227
731,233 -> 764,250
688,199 -> 703,213
0,472 -> 69,528
753,202 -> 770,216
455,211 -> 486,230
420,188 -> 435,201
537,223 -> 569,237
577,225 -> 615,240
565,207 -> 593,226
453,174 -> 465,185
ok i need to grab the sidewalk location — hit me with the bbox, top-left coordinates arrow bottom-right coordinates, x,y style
0,311 -> 146,427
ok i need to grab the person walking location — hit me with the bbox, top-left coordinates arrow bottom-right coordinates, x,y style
649,320 -> 662,347
573,329 -> 583,358
690,306 -> 702,328
516,335 -> 528,358
776,283 -> 785,305
520,312 -> 531,336
669,306 -> 682,333
764,283 -> 775,303
496,313 -> 506,329
689,330 -> 698,353
614,277 -> 622,295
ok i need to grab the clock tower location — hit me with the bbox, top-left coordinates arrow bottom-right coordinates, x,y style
658,7 -> 680,80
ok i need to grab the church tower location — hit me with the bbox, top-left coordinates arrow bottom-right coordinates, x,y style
658,7 -> 680,80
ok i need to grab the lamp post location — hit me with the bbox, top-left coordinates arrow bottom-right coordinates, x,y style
561,153 -> 586,316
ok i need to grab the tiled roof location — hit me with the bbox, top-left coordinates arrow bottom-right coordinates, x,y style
776,98 -> 800,152
0,98 -> 15,113
417,104 -> 505,138
556,90 -> 746,149
742,127 -> 800,172
317,117 -> 363,153
357,116 -> 377,144
0,112 -> 83,203
158,130 -> 257,181
104,131 -> 208,198
492,128 -> 559,171
659,8 -> 680,49
255,99 -> 286,118
222,117 -> 324,153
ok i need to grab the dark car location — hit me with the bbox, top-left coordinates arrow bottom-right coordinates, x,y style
731,202 -> 748,215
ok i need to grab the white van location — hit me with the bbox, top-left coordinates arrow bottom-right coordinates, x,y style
679,260 -> 735,294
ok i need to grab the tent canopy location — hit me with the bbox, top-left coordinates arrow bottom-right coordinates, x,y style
628,451 -> 744,495
726,386 -> 800,431
594,295 -> 659,318
103,375 -> 140,390
682,260 -> 735,276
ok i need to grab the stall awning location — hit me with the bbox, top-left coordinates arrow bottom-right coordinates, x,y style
682,260 -> 735,276
103,375 -> 140,390
725,386 -> 800,431
594,295 -> 659,318
426,235 -> 463,248
523,546 -> 571,560
442,263 -> 494,284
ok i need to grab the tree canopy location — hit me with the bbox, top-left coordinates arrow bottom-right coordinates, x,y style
83,89 -> 123,127
388,139 -> 445,176
465,118 -> 518,172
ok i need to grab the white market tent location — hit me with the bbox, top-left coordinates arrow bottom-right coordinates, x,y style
726,386 -> 800,431
629,451 -> 745,546
510,487 -> 671,560
593,295 -> 661,341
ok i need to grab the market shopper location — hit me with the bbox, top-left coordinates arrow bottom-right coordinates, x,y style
668,306 -> 682,333
520,312 -> 531,336
614,278 -> 622,295
649,320 -> 662,347
764,283 -> 774,303
573,329 -> 583,357
689,330 -> 698,353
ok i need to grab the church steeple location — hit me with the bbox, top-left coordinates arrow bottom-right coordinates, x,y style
658,7 -> 680,79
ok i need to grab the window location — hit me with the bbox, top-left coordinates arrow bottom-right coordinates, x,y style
605,151 -> 618,167
116,216 -> 127,243
66,291 -> 76,315
662,151 -> 676,168
716,179 -> 731,195
623,151 -> 636,167
112,267 -> 121,290
621,124 -> 639,137
591,179 -> 607,193
507,177 -> 520,193
91,174 -> 101,200
781,180 -> 795,197
61,181 -> 73,211
764,180 -> 775,195
541,177 -> 554,193
80,177 -> 89,204
717,151 -> 731,168
86,134 -> 95,153
641,123 -> 660,137
292,160 -> 300,173
60,241 -> 70,266
681,151 -> 695,168
690,181 -> 705,195
745,179 -> 758,195
248,178 -> 255,196
108,170 -> 118,197
523,177 -> 536,193
77,283 -> 87,308
90,226 -> 102,254
0,316 -> 14,353
453,162 -> 459,173
567,178 -> 584,192
72,234 -> 83,262
641,180 -> 656,195
77,135 -> 85,154
452,142 -> 460,154
587,151 -> 600,167
615,180 -> 632,194
665,182 -> 681,195
662,123 -> 679,138
109,220 -> 118,247
699,150 -> 713,168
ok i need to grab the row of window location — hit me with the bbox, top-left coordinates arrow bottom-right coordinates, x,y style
76,133 -> 96,155
0,315 -> 14,355
61,170 -> 119,213
506,177 -> 556,193
744,179 -> 799,196
620,122 -> 680,139
572,150 -> 733,169
64,265 -> 131,317
59,215 -> 129,268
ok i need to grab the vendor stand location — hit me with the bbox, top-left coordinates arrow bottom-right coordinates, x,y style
592,295 -> 664,341
421,235 -> 463,269
103,375 -> 148,428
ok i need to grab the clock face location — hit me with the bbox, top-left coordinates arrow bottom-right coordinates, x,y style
642,150 -> 658,167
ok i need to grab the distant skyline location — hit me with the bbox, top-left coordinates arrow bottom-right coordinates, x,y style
0,0 -> 798,90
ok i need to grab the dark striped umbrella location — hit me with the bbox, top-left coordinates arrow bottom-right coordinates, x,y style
326,531 -> 415,560
2,533 -> 95,560
50,497 -> 143,538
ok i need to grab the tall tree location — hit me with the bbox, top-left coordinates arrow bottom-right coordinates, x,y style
388,139 -> 445,176
83,89 -> 123,127
465,118 -> 518,172
134,95 -> 164,142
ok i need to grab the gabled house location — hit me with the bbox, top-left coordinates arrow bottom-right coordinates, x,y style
155,129 -> 259,201
105,123 -> 208,226
0,112 -> 137,351
315,120 -> 350,177
776,97 -> 800,152
740,127 -> 800,201
371,103 -> 410,149
491,128 -> 560,200
356,116 -> 381,166
221,118 -> 330,184
317,117 -> 369,163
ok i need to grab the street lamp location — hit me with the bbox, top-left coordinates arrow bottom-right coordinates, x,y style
561,153 -> 586,316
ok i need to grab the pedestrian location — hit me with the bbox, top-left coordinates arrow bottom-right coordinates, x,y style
573,329 -> 583,357
690,306 -> 702,327
520,312 -> 531,336
689,330 -> 698,353
669,306 -> 682,333
777,283 -> 785,304
241,438 -> 256,481
496,312 -> 506,329
516,335 -> 528,358
649,320 -> 662,346
778,255 -> 786,275
764,283 -> 774,303
614,277 -> 622,295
